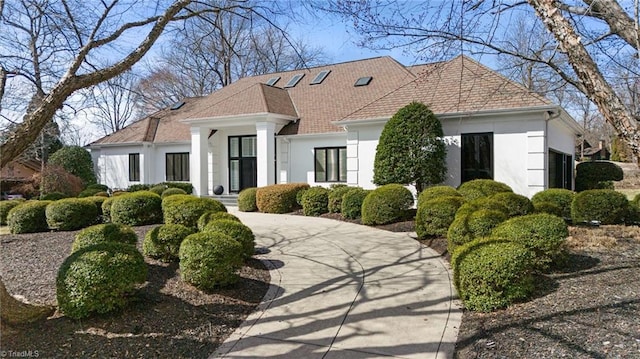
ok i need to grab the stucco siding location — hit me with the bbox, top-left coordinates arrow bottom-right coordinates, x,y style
284,134 -> 348,187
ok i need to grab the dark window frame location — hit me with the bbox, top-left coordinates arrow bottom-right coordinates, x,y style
461,132 -> 494,183
129,153 -> 140,182
166,152 -> 190,181
549,148 -> 573,190
314,147 -> 347,183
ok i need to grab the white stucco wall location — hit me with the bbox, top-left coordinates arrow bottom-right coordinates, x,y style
93,144 -> 146,190
151,143 -> 192,184
280,133 -> 348,187
548,118 -> 576,156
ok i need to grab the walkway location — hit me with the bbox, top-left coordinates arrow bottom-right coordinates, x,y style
211,210 -> 461,359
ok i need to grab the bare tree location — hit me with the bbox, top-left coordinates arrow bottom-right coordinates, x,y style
88,71 -> 139,136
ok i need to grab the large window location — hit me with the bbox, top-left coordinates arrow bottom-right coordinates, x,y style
166,152 -> 189,181
461,132 -> 493,183
549,149 -> 573,190
315,147 -> 347,182
129,153 -> 140,182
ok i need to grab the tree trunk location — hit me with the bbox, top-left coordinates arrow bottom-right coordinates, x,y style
0,278 -> 55,327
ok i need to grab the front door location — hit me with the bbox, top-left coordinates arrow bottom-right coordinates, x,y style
229,136 -> 257,193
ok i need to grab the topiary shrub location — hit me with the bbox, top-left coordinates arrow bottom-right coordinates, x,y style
143,224 -> 194,262
101,197 -> 116,222
328,186 -> 353,214
455,198 -> 509,219
361,184 -> 414,225
533,201 -> 563,217
490,192 -> 534,218
341,187 -> 369,220
86,184 -> 110,192
416,196 -> 466,238
161,187 -> 187,199
149,185 -> 167,196
238,187 -> 258,212
46,198 -> 97,231
451,238 -> 534,312
417,186 -> 461,207
457,179 -> 513,201
531,189 -> 575,218
203,219 -> 255,258
160,182 -> 194,194
72,223 -> 138,253
179,232 -> 244,289
56,242 -> 147,319
301,187 -> 330,216
197,211 -> 240,231
40,192 -> 68,201
48,146 -> 96,185
575,161 -> 623,192
110,191 -> 163,226
0,200 -> 22,225
78,188 -> 103,198
127,184 -> 150,192
491,213 -> 568,270
162,194 -> 226,229
256,183 -> 310,214
571,189 -> 630,225
447,209 -> 507,254
7,201 -> 52,234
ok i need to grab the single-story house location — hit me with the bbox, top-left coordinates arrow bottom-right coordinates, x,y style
0,158 -> 40,195
88,55 -> 582,197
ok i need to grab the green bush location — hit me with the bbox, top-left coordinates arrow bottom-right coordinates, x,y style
361,184 -> 414,225
531,189 -> 575,218
575,161 -> 623,192
256,183 -> 310,214
83,196 -> 108,223
417,186 -> 461,207
127,184 -> 150,192
457,179 -> 512,201
296,188 -> 308,207
161,187 -> 187,199
451,238 -> 534,312
7,201 -> 52,234
101,197 -> 116,222
416,196 -> 465,238
633,193 -> 640,206
490,192 -> 534,217
110,191 -> 163,226
86,184 -> 110,192
533,201 -> 563,217
72,223 -> 138,253
46,198 -> 97,231
162,195 -> 226,229
78,188 -> 103,198
143,224 -> 194,262
56,242 -> 147,319
197,211 -> 240,231
301,187 -> 330,216
203,219 -> 255,258
93,192 -> 109,197
179,232 -> 244,289
160,182 -> 194,194
328,186 -> 353,214
447,209 -> 507,253
0,200 -> 22,225
341,187 -> 369,219
149,185 -> 167,196
238,187 -> 258,212
571,189 -> 630,225
40,192 -> 68,201
455,198 -> 509,219
48,146 -> 96,185
491,213 -> 568,270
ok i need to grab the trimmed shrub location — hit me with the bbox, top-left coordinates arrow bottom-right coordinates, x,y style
110,191 -> 163,226
56,242 -> 147,319
86,184 -> 110,192
93,191 -> 109,197
161,187 -> 187,199
328,186 -> 353,214
301,187 -> 330,216
416,196 -> 466,238
160,182 -> 194,194
203,219 -> 255,258
238,187 -> 258,212
296,188 -> 308,207
451,238 -> 534,312
143,224 -> 195,262
179,232 -> 244,289
533,201 -> 563,217
41,192 -> 68,201
571,189 -> 630,225
0,200 -> 22,225
491,213 -> 568,270
575,161 -> 623,192
127,184 -> 150,192
531,189 -> 575,218
149,185 -> 167,196
633,193 -> 640,206
162,195 -> 226,229
102,197 -> 115,222
256,183 -> 310,214
72,223 -> 138,253
112,191 -> 128,196
447,209 -> 507,253
455,198 -> 509,219
78,188 -> 103,198
48,146 -> 96,185
7,201 -> 52,234
46,198 -> 97,231
83,196 -> 107,223
417,186 -> 461,207
197,211 -> 241,231
341,187 -> 369,220
490,192 -> 534,217
457,179 -> 512,201
361,184 -> 413,225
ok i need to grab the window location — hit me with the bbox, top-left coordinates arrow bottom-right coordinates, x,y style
461,133 -> 493,183
284,74 -> 305,88
310,70 -> 331,85
354,76 -> 373,87
549,149 -> 573,190
129,153 -> 140,182
315,147 -> 347,182
166,152 -> 189,181
266,76 -> 280,86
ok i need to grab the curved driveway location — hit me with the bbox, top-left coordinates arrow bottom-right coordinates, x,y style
212,210 -> 461,359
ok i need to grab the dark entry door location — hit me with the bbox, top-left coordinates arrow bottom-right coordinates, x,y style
229,136 -> 257,193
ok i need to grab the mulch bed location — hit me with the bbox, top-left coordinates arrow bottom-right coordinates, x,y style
0,225 -> 270,358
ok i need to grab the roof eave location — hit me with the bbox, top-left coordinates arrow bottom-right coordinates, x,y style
181,112 -> 296,128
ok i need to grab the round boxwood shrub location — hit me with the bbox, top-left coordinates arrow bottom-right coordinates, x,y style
101,197 -> 116,222
78,188 -> 103,198
86,184 -> 110,192
575,161 -> 623,192
161,187 -> 187,199
40,192 -> 68,201
93,191 -> 109,197
197,211 -> 241,231
179,232 -> 244,289
457,179 -> 513,201
7,201 -> 52,234
143,224 -> 195,262
447,209 -> 507,253
490,192 -> 534,218
72,223 -> 138,253
127,184 -> 150,192
417,186 -> 461,207
0,200 -> 22,225
203,219 -> 255,258
571,189 -> 630,225
301,187 -> 330,216
83,196 -> 108,224
238,187 -> 258,212
256,183 -> 309,213
533,201 -> 563,217
296,188 -> 308,207
149,185 -> 167,196
110,191 -> 163,226
341,187 -> 369,220
531,189 -> 575,218
328,186 -> 352,214
416,196 -> 465,238
451,238 -> 534,312
46,198 -> 97,231
56,242 -> 147,319
455,198 -> 509,219
162,195 -> 226,229
491,213 -> 568,270
362,184 -> 414,225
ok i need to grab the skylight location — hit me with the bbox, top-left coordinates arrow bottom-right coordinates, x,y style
266,76 -> 280,86
310,70 -> 331,85
170,101 -> 185,110
354,76 -> 373,87
284,74 -> 305,88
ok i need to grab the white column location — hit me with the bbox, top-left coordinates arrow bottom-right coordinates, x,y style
190,126 -> 209,196
526,121 -> 546,197
256,121 -> 276,187
346,130 -> 359,186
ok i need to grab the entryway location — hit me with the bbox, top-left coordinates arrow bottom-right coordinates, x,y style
229,135 -> 257,192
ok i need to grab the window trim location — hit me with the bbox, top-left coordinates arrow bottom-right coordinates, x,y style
548,148 -> 573,190
165,152 -> 190,182
461,132 -> 494,183
314,147 -> 347,183
129,153 -> 140,182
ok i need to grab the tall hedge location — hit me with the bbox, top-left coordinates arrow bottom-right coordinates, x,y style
48,146 -> 96,185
